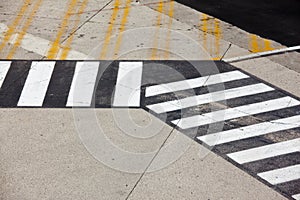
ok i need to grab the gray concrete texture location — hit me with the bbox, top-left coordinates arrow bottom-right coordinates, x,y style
0,109 -> 287,200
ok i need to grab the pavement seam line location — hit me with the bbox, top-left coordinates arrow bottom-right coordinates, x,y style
125,116 -> 181,200
56,0 -> 114,57
60,0 -> 89,59
46,0 -> 78,59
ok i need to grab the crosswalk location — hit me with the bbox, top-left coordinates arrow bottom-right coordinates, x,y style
142,61 -> 300,200
1,60 -> 300,199
0,60 -> 143,108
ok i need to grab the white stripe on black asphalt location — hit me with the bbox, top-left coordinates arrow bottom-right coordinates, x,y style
66,61 -> 100,107
18,61 -> 55,107
293,194 -> 300,200
171,97 -> 300,129
145,70 -> 249,97
147,83 -> 274,114
258,164 -> 300,185
197,115 -> 300,146
227,138 -> 300,164
0,61 -> 11,88
113,62 -> 143,107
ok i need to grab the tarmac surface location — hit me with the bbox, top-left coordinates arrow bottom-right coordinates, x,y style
175,0 -> 300,47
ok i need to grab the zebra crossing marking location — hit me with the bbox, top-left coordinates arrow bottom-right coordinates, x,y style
197,115 -> 300,146
293,194 -> 300,200
66,61 -> 100,107
0,61 -> 11,88
113,61 -> 143,107
258,164 -> 300,185
171,97 -> 300,129
18,61 -> 55,107
145,70 -> 249,97
227,138 -> 300,164
147,83 -> 274,114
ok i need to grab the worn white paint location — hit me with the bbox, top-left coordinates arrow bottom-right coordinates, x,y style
18,61 -> 55,107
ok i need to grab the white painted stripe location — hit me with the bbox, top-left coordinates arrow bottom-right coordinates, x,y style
145,70 -> 249,97
228,138 -> 300,164
198,114 -> 300,146
0,61 -> 11,88
66,62 -> 99,107
113,62 -> 143,107
258,164 -> 300,185
17,61 -> 55,107
173,97 -> 300,129
292,194 -> 300,200
147,83 -> 274,114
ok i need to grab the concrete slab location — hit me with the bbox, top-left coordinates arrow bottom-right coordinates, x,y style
0,0 -> 111,59
127,130 -> 288,200
70,3 -> 230,60
232,57 -> 300,98
0,108 -> 172,200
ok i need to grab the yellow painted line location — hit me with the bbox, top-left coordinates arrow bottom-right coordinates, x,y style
250,34 -> 259,53
264,39 -> 274,51
6,0 -> 43,59
250,34 -> 274,53
46,0 -> 78,59
151,1 -> 164,60
60,0 -> 89,59
99,0 -> 121,59
0,0 -> 32,53
201,13 -> 208,51
213,18 -> 221,60
113,0 -> 131,59
164,0 -> 174,59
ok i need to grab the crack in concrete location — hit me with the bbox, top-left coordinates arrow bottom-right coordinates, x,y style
38,0 -> 114,61
124,114 -> 180,200
60,0 -> 114,45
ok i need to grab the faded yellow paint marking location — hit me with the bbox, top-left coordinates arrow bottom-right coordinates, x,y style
99,0 -> 121,59
0,0 -> 32,54
46,0 -> 78,59
201,13 -> 208,51
250,34 -> 274,52
264,39 -> 274,51
7,0 -> 43,59
113,0 -> 131,59
60,0 -> 89,59
250,34 -> 259,53
151,1 -> 164,60
214,18 -> 221,59
164,0 -> 174,59
199,15 -> 223,60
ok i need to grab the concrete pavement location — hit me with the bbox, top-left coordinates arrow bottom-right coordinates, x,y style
0,109 -> 287,200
